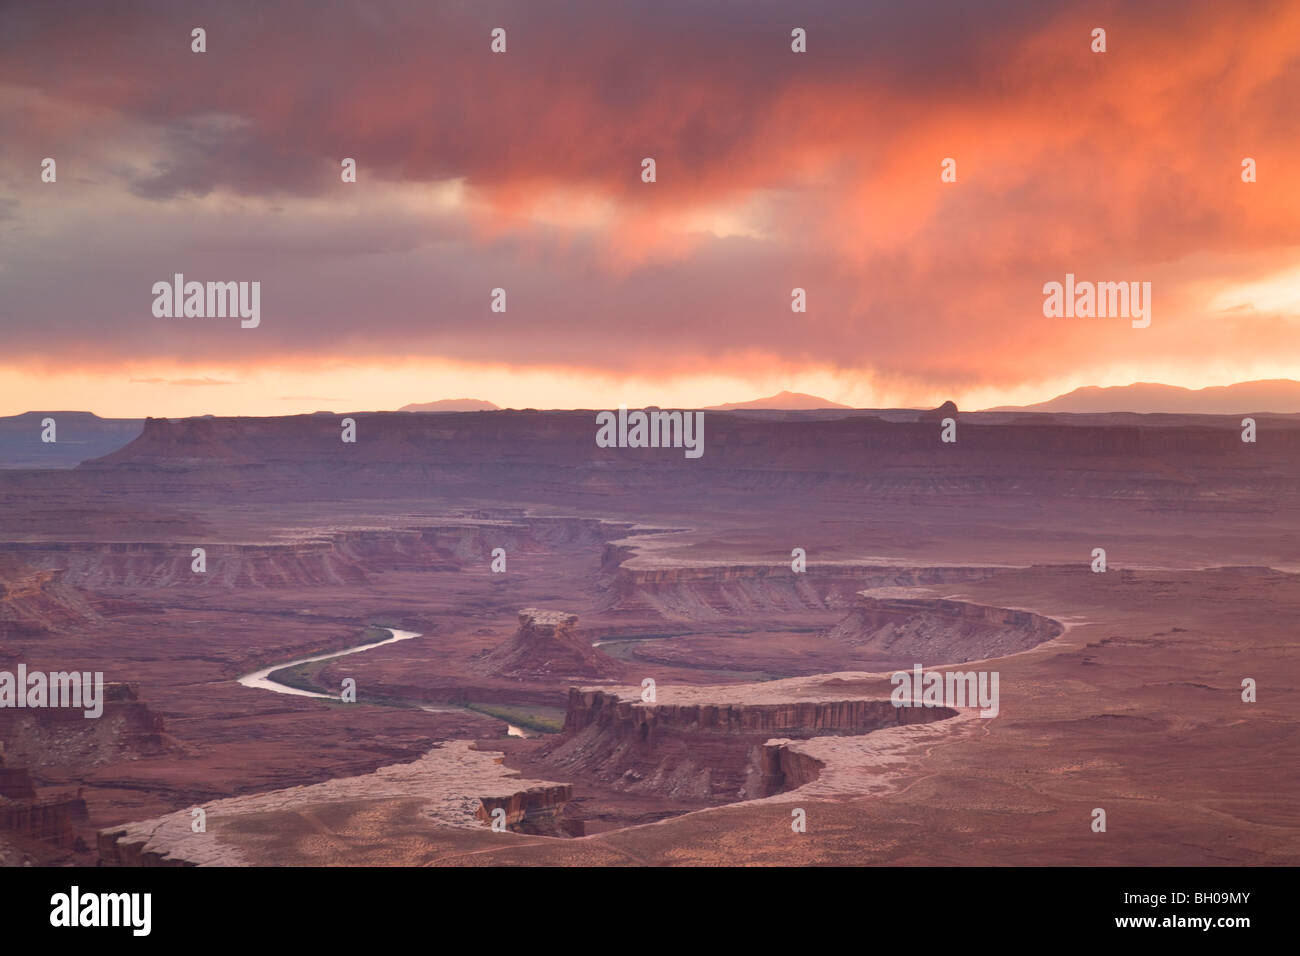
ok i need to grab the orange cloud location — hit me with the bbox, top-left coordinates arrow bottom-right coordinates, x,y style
1,0 -> 1297,412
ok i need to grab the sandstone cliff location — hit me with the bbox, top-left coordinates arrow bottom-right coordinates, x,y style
601,562 -> 1003,620
543,678 -> 958,801
0,747 -> 88,847
0,682 -> 167,772
0,556 -> 109,636
480,609 -> 619,681
98,740 -> 573,865
1,515 -> 626,591
821,594 -> 1063,664
68,410 -> 1300,506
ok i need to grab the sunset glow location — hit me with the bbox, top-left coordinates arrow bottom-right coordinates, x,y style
2,0 -> 1298,415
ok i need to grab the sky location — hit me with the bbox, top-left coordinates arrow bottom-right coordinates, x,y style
1,0 -> 1298,417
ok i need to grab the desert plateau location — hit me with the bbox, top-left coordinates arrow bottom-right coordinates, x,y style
0,406 -> 1295,867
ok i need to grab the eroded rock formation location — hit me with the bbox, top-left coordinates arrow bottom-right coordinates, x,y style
475,782 -> 579,836
0,682 -> 167,773
0,556 -> 108,636
98,740 -> 573,865
2,517 -> 626,591
69,410 -> 1300,505
543,678 -> 959,801
0,746 -> 88,847
822,594 -> 1063,664
919,400 -> 959,423
601,562 -> 1004,620
480,609 -> 619,680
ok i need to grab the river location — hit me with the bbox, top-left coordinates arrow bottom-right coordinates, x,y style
236,627 -> 528,736
236,627 -> 422,699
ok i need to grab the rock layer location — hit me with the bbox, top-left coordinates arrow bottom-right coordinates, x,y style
480,609 -> 619,680
544,677 -> 959,801
601,561 -> 1004,620
0,682 -> 167,773
822,594 -> 1063,665
98,740 -> 573,866
0,749 -> 88,846
71,410 -> 1300,505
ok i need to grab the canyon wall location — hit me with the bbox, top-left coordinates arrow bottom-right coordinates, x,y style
0,682 -> 167,772
0,516 -> 625,592
547,688 -> 956,801
97,740 -> 576,865
96,830 -> 194,867
822,594 -> 1064,665
0,750 -> 88,847
0,791 -> 88,846
475,782 -> 578,836
757,740 -> 827,795
601,562 -> 1005,620
0,558 -> 108,636
58,411 -> 1300,505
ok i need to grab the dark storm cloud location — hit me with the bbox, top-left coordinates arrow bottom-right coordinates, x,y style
1,0 -> 1297,392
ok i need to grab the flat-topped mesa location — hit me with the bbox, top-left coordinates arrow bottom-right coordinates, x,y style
97,741 -> 576,865
518,608 -> 580,634
103,416 -> 254,465
479,608 -> 619,680
563,689 -> 943,735
71,410 -> 1300,506
546,677 -> 958,801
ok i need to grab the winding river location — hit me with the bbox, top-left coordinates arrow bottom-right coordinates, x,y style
236,627 -> 422,699
236,627 -> 528,736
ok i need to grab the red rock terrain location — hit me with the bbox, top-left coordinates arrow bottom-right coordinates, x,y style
0,408 -> 1296,865
479,609 -> 620,681
820,594 -> 1063,664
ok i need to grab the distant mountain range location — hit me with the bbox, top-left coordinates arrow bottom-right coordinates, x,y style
399,398 -> 499,412
8,380 -> 1296,471
705,391 -> 852,410
986,380 -> 1300,414
399,392 -> 854,411
0,411 -> 144,469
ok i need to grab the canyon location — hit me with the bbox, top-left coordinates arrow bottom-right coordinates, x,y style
0,407 -> 1296,865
